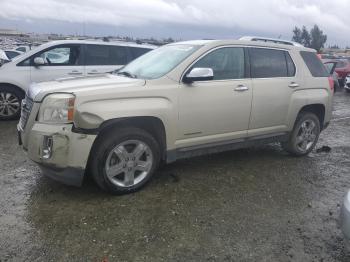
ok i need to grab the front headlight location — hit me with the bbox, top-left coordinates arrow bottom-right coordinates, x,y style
38,93 -> 75,124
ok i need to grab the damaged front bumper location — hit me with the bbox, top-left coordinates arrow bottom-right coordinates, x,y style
18,122 -> 97,186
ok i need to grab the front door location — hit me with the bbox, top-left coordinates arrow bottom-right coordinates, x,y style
30,44 -> 84,83
177,47 -> 252,148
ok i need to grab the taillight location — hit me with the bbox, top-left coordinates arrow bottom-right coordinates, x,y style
328,76 -> 334,92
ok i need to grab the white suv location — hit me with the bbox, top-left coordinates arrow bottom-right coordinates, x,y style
0,40 -> 155,120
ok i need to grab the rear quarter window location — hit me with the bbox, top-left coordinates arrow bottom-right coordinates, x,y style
300,51 -> 329,77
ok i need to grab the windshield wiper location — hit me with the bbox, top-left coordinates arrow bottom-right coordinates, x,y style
117,71 -> 137,79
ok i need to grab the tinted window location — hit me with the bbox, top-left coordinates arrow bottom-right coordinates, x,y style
109,46 -> 128,65
250,48 -> 290,78
193,47 -> 245,80
37,45 -> 81,66
129,47 -> 152,59
85,45 -> 109,65
300,51 -> 328,77
5,51 -> 20,59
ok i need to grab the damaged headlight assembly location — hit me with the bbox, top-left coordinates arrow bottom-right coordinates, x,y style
38,93 -> 75,124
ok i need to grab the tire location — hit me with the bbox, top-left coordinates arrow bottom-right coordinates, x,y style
281,112 -> 321,156
0,86 -> 24,120
90,127 -> 161,194
346,89 -> 350,93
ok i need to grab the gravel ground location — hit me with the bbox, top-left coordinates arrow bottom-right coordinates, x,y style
0,90 -> 350,262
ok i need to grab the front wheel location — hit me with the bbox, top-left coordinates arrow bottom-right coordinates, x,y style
0,86 -> 23,120
90,127 -> 161,194
282,112 -> 320,156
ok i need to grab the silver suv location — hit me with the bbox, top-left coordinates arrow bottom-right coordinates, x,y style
18,40 -> 334,194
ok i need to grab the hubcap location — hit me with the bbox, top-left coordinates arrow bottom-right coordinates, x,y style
0,92 -> 20,117
296,119 -> 317,152
105,140 -> 153,188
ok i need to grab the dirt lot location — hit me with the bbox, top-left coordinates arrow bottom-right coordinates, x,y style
0,90 -> 350,262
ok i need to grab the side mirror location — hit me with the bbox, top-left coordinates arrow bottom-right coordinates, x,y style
33,57 -> 45,66
183,67 -> 214,84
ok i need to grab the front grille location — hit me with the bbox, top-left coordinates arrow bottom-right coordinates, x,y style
19,95 -> 34,129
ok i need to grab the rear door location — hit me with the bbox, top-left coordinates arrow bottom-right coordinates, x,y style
30,44 -> 84,83
83,44 -> 129,75
247,47 -> 299,136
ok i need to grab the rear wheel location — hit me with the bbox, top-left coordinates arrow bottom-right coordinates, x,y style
90,127 -> 161,194
0,86 -> 23,120
282,112 -> 320,156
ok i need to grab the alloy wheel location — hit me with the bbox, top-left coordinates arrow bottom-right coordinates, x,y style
295,119 -> 317,153
0,91 -> 20,117
105,140 -> 153,188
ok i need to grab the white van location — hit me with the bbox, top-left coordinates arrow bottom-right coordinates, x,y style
0,40 -> 155,120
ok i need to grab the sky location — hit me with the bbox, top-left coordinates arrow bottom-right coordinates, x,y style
0,0 -> 349,46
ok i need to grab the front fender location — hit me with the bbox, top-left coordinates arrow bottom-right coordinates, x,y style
74,97 -> 177,149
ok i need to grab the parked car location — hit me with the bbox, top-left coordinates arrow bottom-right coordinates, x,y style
345,75 -> 350,93
15,45 -> 31,53
18,39 -> 334,194
4,50 -> 24,59
332,59 -> 350,87
323,61 -> 339,92
0,40 -> 155,120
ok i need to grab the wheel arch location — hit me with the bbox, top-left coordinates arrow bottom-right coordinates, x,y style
0,83 -> 25,98
90,116 -> 167,162
297,104 -> 325,129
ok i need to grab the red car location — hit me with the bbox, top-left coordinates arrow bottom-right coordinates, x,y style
333,59 -> 350,86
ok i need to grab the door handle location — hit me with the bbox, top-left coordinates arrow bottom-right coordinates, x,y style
234,85 -> 249,92
288,82 -> 299,88
68,70 -> 82,75
87,70 -> 100,75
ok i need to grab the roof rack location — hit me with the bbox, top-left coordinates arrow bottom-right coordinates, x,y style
239,36 -> 303,47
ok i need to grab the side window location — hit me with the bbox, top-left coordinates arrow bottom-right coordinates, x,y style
192,47 -> 245,80
109,46 -> 128,65
17,58 -> 30,66
129,47 -> 152,60
250,48 -> 289,78
85,45 -> 110,65
285,52 -> 296,77
37,45 -> 81,66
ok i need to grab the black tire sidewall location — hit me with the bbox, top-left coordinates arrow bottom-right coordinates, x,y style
0,86 -> 24,120
91,127 -> 161,194
287,113 -> 321,156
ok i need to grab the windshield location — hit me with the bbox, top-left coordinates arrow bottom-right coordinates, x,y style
117,44 -> 201,79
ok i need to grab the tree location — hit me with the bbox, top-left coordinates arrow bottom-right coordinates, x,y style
310,25 -> 327,52
292,26 -> 302,43
301,26 -> 311,47
291,25 -> 328,51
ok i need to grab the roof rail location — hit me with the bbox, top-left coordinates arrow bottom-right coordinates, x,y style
239,36 -> 304,47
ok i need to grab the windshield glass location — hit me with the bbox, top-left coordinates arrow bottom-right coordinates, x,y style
117,44 -> 201,79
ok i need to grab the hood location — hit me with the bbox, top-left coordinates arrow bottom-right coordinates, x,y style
29,74 -> 146,102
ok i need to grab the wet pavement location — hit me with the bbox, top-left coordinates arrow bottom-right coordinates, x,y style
1,90 -> 350,262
